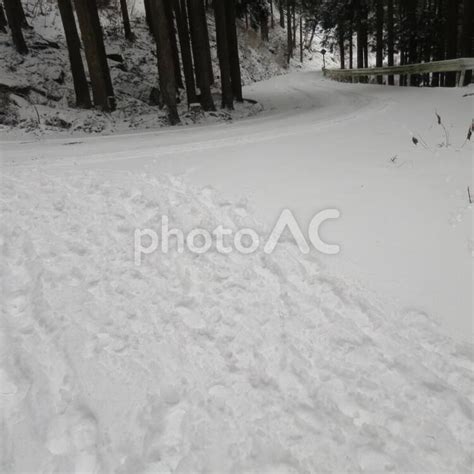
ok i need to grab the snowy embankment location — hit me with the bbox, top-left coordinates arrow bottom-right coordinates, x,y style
1,168 -> 473,473
1,73 -> 473,472
0,0 -> 329,136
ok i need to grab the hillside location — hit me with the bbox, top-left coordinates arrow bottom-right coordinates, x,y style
0,1 -> 334,136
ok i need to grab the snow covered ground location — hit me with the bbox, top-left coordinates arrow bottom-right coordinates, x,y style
1,72 -> 473,472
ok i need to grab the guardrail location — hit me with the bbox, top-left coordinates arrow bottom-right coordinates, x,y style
323,58 -> 474,87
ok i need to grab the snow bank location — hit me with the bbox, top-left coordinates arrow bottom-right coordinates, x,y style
1,167 -> 472,472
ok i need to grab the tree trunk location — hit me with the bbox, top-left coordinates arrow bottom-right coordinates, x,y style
445,0 -> 459,86
165,0 -> 183,89
187,0 -> 215,110
74,0 -> 115,111
225,0 -> 243,101
58,0 -> 92,108
3,0 -> 28,53
387,0 -> 395,84
349,24 -> 353,69
270,0 -> 274,28
144,0 -> 153,32
286,0 -> 292,63
149,0 -> 180,123
299,15 -> 303,63
356,1 -> 363,69
260,9 -> 269,41
279,0 -> 284,28
214,0 -> 233,109
174,0 -> 197,105
461,0 -> 473,85
120,0 -> 134,40
338,26 -> 345,69
375,0 -> 383,84
0,4 -> 7,33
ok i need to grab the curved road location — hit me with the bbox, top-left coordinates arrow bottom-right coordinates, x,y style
1,71 -> 472,341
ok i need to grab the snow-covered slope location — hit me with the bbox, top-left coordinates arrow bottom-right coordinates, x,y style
1,166 -> 473,473
0,0 -> 330,136
1,71 -> 473,472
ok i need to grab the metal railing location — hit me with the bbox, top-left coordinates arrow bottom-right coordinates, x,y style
323,58 -> 474,87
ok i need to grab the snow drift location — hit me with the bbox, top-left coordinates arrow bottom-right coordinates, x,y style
1,167 -> 472,473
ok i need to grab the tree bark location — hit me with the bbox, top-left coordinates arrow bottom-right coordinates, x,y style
299,15 -> 303,63
461,0 -> 473,85
0,4 -> 7,33
445,0 -> 459,86
387,0 -> 395,84
225,0 -> 243,101
260,8 -> 269,41
187,0 -> 215,110
58,0 -> 92,108
338,26 -> 345,69
279,0 -> 284,28
144,0 -> 153,32
165,0 -> 183,89
120,0 -> 134,40
375,0 -> 383,84
149,0 -> 180,123
3,0 -> 28,54
174,0 -> 197,105
213,0 -> 233,109
74,0 -> 115,111
286,0 -> 292,63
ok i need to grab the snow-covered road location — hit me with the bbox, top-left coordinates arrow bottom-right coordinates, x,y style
2,72 -> 472,341
1,72 -> 473,473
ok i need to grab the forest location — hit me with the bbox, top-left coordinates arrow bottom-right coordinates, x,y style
1,0 -> 472,127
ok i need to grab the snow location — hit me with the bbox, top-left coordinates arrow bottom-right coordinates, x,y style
1,70 -> 473,471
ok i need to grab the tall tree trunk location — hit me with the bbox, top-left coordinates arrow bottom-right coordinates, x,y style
149,0 -> 180,123
445,0 -> 459,86
387,0 -> 395,84
3,0 -> 28,53
279,0 -> 284,28
58,0 -> 92,108
174,0 -> 197,105
74,0 -> 115,111
461,0 -> 473,85
348,21 -> 354,69
299,15 -> 303,62
338,26 -> 345,69
214,0 -> 233,109
187,0 -> 215,110
432,0 -> 445,86
286,0 -> 292,63
0,4 -> 7,33
375,0 -> 383,84
406,0 -> 419,85
292,1 -> 296,47
201,0 -> 214,85
144,0 -> 153,32
270,0 -> 274,28
356,0 -> 364,69
225,0 -> 243,101
120,0 -> 134,40
165,0 -> 183,89
260,9 -> 269,41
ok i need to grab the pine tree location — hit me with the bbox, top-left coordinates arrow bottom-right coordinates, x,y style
58,0 -> 92,108
174,0 -> 198,105
226,0 -> 243,101
187,0 -> 215,110
214,0 -> 233,108
0,4 -> 7,33
119,0 -> 134,41
387,0 -> 395,84
375,0 -> 384,84
74,0 -> 115,111
3,0 -> 28,54
149,0 -> 180,124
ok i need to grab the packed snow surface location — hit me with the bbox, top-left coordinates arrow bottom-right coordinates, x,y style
1,72 -> 473,472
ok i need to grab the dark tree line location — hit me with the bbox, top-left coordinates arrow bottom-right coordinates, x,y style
317,0 -> 473,86
0,0 -> 244,123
